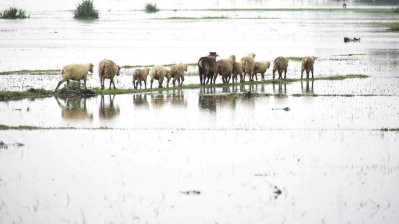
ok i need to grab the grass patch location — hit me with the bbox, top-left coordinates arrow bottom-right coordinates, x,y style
380,128 -> 399,132
316,74 -> 368,80
0,7 -> 29,19
145,3 -> 159,13
0,74 -> 369,101
287,57 -> 304,61
0,88 -> 53,101
392,8 -> 399,13
162,16 -> 227,20
0,69 -> 60,76
74,0 -> 99,19
0,124 -> 113,130
388,23 -> 399,31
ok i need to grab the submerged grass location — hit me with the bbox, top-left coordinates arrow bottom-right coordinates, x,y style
380,128 -> 399,132
0,74 -> 369,101
0,124 -> 112,130
0,69 -> 60,76
388,23 -> 399,31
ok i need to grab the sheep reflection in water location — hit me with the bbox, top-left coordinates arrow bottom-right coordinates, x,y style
55,96 -> 93,120
301,79 -> 314,95
167,89 -> 186,107
99,95 -> 120,119
198,87 -> 238,112
273,83 -> 287,96
133,94 -> 149,108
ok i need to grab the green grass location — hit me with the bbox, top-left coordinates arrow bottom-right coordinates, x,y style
145,3 -> 159,13
0,7 -> 29,19
0,69 -> 60,76
388,23 -> 399,31
74,0 -> 99,19
392,8 -> 399,13
161,16 -> 227,20
0,88 -> 53,101
380,128 -> 399,132
0,124 -> 112,130
287,57 -> 304,61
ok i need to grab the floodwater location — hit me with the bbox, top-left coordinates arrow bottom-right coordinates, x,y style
1,0 -> 399,223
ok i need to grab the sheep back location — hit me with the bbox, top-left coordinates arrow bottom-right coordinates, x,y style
99,59 -> 120,80
61,63 -> 94,80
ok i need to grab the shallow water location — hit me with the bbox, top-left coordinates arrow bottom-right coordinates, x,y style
1,0 -> 399,223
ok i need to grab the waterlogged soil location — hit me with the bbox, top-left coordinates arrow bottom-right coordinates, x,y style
1,1 -> 399,224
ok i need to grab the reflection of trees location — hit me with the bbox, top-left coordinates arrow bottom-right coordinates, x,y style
301,79 -> 314,95
99,95 -> 120,120
55,96 -> 93,120
133,94 -> 148,108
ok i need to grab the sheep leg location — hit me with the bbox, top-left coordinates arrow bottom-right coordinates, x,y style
311,69 -> 314,79
272,69 -> 276,80
112,79 -> 116,89
83,79 -> 87,89
150,79 -> 154,89
144,80 -> 147,89
101,78 -> 104,90
55,78 -> 67,91
306,70 -> 310,79
301,69 -> 304,79
284,69 -> 287,79
180,76 -> 184,86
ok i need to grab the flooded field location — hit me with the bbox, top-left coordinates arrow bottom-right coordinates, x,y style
1,0 -> 399,223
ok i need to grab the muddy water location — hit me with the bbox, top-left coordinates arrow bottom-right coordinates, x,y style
1,0 -> 399,224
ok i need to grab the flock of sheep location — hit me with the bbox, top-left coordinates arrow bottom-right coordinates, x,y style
54,53 -> 316,91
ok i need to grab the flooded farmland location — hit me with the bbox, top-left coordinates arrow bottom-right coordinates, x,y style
1,0 -> 399,223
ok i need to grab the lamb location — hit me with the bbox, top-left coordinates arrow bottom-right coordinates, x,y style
133,68 -> 150,89
240,53 -> 256,82
301,56 -> 317,79
198,52 -> 218,85
150,65 -> 169,88
253,61 -> 271,81
216,55 -> 236,84
55,63 -> 94,91
232,61 -> 243,83
169,63 -> 187,87
272,57 -> 289,79
98,59 -> 121,90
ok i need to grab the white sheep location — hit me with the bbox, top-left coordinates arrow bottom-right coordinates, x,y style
240,53 -> 256,82
133,68 -> 150,89
253,61 -> 271,81
216,55 -> 236,84
150,65 -> 169,88
98,59 -> 121,90
301,56 -> 317,79
169,64 -> 187,87
55,63 -> 94,91
232,61 -> 243,83
272,57 -> 289,79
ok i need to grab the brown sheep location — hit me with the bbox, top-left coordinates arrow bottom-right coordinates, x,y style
301,56 -> 317,79
241,53 -> 256,82
232,61 -> 243,83
150,65 -> 169,88
253,61 -> 271,81
216,55 -> 236,84
198,52 -> 218,85
98,59 -> 121,89
55,63 -> 94,91
272,57 -> 289,79
133,68 -> 150,89
169,64 -> 187,87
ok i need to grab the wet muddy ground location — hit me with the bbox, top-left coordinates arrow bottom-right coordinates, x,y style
1,0 -> 399,223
